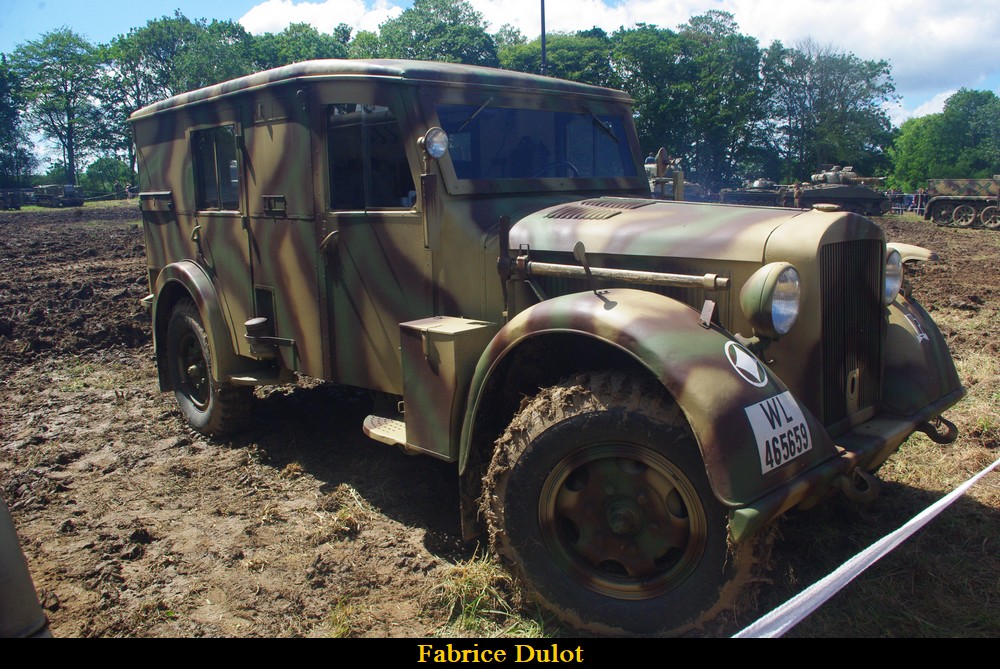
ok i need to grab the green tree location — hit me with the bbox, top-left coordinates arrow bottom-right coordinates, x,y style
348,30 -> 383,59
765,39 -> 896,181
0,55 -> 37,188
378,0 -> 498,66
676,12 -> 770,189
252,23 -> 347,71
173,19 -> 255,93
611,23 -> 688,159
79,156 -> 134,198
500,30 -> 617,87
11,28 -> 101,184
889,89 -> 1000,190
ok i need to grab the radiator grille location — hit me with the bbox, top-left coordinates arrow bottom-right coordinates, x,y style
820,240 -> 884,426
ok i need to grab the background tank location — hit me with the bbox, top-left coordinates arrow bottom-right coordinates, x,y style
720,178 -> 782,206
781,166 -> 890,216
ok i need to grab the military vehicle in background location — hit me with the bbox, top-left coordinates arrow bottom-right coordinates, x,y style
34,184 -> 85,208
131,60 -> 963,636
0,189 -> 21,210
720,167 -> 889,215
645,148 -> 712,201
781,166 -> 890,216
719,178 -> 783,206
922,177 -> 1000,229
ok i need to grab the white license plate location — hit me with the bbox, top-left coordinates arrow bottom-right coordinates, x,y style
744,391 -> 813,473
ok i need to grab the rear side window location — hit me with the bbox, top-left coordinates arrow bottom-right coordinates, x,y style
328,104 -> 415,210
193,125 -> 241,211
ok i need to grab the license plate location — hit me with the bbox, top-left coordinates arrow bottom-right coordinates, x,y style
744,391 -> 813,473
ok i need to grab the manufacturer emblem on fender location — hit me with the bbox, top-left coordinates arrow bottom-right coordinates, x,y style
724,341 -> 768,387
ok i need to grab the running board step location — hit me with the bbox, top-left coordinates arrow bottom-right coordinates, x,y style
363,414 -> 407,446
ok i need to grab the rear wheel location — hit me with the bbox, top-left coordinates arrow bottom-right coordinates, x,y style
952,204 -> 977,227
481,371 -> 762,636
166,299 -> 252,437
980,206 -> 999,230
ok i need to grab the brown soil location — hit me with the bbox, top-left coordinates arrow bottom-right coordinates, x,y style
1,202 -> 996,638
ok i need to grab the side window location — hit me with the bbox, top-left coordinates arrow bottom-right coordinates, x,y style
193,125 -> 240,211
328,104 -> 415,210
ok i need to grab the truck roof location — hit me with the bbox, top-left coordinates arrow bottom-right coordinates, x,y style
129,59 -> 634,122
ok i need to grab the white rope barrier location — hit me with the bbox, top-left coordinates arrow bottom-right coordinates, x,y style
734,454 -> 1000,638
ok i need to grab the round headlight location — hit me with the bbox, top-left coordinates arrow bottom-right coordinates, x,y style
421,127 -> 449,159
740,263 -> 801,338
884,249 -> 903,305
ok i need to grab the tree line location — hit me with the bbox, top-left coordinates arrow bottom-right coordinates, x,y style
1,0 -> 997,196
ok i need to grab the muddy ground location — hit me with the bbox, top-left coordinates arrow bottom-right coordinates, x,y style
1,202 -> 997,638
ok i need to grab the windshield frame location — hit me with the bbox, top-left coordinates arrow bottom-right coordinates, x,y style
420,87 -> 647,196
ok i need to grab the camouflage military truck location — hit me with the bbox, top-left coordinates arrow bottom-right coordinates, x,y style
923,177 -> 1000,229
130,60 -> 964,636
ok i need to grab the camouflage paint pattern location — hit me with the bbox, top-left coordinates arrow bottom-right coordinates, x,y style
132,60 -> 964,545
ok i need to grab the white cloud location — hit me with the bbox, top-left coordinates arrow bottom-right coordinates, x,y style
239,0 -> 402,35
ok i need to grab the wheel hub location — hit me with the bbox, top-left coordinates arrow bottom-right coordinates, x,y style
605,497 -> 644,537
539,442 -> 708,600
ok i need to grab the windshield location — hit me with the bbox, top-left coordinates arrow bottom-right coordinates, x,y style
437,103 -> 637,181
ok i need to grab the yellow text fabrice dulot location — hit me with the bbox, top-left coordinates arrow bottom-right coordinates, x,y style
417,643 -> 584,664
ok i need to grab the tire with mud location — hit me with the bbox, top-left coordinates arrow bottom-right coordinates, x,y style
480,371 -> 764,636
166,299 -> 252,437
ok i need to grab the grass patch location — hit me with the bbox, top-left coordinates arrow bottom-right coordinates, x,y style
428,550 -> 549,637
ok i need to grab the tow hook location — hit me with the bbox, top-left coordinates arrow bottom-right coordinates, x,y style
837,468 -> 881,503
917,416 -> 959,444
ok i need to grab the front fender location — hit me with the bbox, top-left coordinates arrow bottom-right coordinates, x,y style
883,293 -> 963,416
460,288 -> 837,507
152,260 -> 241,386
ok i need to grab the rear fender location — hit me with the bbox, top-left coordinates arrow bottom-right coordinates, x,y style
460,288 -> 836,506
152,260 -> 242,389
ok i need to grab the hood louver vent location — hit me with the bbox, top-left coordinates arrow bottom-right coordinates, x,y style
545,205 -> 622,220
578,198 -> 655,210
545,198 -> 655,220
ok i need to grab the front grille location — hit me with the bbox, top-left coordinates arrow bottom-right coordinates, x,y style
820,240 -> 884,427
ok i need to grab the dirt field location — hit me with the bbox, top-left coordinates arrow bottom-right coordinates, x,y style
1,201 -> 997,638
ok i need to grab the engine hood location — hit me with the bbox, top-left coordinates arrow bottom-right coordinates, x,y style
509,197 -> 812,263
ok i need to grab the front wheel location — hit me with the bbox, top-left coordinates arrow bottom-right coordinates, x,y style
930,203 -> 955,226
481,371 -> 762,636
166,299 -> 252,437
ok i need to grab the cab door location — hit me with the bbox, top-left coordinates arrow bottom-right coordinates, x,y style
320,87 -> 433,394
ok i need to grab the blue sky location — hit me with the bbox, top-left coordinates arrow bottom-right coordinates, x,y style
3,0 -> 999,126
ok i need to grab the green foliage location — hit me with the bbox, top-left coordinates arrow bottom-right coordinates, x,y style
79,156 -> 134,198
347,30 -> 383,59
0,56 -> 37,187
765,39 -> 896,182
889,89 -> 1000,190
501,30 -> 616,87
378,0 -> 499,66
252,23 -> 347,71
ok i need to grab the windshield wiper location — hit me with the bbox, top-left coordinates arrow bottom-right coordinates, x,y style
458,97 -> 494,133
587,109 -> 619,144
